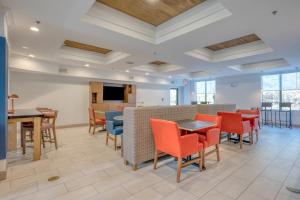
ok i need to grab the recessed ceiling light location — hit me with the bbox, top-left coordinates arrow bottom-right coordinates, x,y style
28,54 -> 35,58
84,64 -> 90,67
30,26 -> 39,32
146,0 -> 159,4
22,46 -> 28,49
126,70 -> 130,73
145,72 -> 150,76
168,75 -> 172,79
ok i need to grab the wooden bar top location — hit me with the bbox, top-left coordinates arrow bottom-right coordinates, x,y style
8,109 -> 43,119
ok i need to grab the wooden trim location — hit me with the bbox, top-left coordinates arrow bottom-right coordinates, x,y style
0,170 -> 6,181
64,40 -> 112,54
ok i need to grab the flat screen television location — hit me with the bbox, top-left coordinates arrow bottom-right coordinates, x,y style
103,86 -> 124,101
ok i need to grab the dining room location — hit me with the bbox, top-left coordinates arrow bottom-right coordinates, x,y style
1,0 -> 300,199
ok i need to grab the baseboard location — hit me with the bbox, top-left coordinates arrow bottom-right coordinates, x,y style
56,123 -> 88,129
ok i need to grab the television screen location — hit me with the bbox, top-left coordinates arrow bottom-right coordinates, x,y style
103,86 -> 124,100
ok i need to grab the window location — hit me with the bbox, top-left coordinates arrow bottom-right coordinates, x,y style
261,75 -> 280,109
170,88 -> 178,106
196,80 -> 216,104
261,72 -> 300,110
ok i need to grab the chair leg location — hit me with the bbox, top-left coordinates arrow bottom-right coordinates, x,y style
239,134 -> 243,149
124,160 -> 129,166
105,132 -> 109,145
250,130 -> 253,144
133,164 -> 138,171
153,149 -> 158,170
21,130 -> 26,155
89,124 -> 91,133
198,151 -> 202,171
114,135 -> 117,151
92,125 -> 96,135
53,127 -> 58,149
256,129 -> 259,142
176,157 -> 182,183
202,150 -> 206,170
41,131 -> 46,148
216,144 -> 220,161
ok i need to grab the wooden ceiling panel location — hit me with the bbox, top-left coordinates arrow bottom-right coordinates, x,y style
206,34 -> 261,51
149,60 -> 168,66
64,40 -> 112,54
96,0 -> 206,26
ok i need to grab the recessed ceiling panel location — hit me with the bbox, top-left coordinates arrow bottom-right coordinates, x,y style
149,60 -> 168,66
64,40 -> 112,55
206,34 -> 261,51
96,0 -> 206,26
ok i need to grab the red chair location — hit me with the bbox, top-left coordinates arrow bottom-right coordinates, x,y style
88,108 -> 106,135
150,118 -> 204,183
236,109 -> 259,143
194,114 -> 221,168
217,112 -> 252,149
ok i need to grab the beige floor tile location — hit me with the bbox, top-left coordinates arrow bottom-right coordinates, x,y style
53,185 -> 98,200
214,176 -> 251,199
122,174 -> 162,194
245,177 -> 282,200
126,188 -> 162,200
151,180 -> 178,196
200,190 -> 234,200
261,165 -> 290,182
163,189 -> 198,200
100,186 -> 131,200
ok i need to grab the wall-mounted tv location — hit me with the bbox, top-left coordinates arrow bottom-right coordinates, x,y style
103,86 -> 124,101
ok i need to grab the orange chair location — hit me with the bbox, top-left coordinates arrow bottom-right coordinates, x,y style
236,109 -> 259,143
194,114 -> 221,168
88,108 -> 106,134
217,112 -> 252,149
150,118 -> 204,183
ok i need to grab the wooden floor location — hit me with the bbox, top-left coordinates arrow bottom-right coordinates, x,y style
1,126 -> 300,200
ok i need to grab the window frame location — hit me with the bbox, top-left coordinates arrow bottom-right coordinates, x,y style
261,72 -> 300,110
169,88 -> 179,106
195,80 -> 216,104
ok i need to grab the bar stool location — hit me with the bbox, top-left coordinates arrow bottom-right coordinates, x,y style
275,102 -> 292,128
21,109 -> 58,154
261,102 -> 273,127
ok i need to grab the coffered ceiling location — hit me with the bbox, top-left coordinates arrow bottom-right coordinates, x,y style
96,0 -> 206,26
1,0 -> 300,85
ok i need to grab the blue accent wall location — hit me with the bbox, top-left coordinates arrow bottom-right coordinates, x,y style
0,36 -> 7,160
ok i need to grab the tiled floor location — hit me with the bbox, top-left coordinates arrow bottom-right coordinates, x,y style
1,126 -> 300,200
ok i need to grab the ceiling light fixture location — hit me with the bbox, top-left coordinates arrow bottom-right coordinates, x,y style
22,46 -> 28,49
84,64 -> 90,67
168,75 -> 172,79
30,26 -> 39,32
145,72 -> 150,76
126,70 -> 130,73
28,54 -> 35,58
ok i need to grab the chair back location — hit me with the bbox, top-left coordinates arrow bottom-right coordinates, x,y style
236,109 -> 259,115
194,113 -> 221,128
105,111 -> 123,124
150,118 -> 182,157
41,109 -> 58,126
217,112 -> 243,134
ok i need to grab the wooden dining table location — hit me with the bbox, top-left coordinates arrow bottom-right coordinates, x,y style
176,119 -> 216,132
8,109 -> 43,161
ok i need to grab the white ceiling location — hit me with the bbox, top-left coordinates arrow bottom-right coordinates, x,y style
2,0 -> 300,85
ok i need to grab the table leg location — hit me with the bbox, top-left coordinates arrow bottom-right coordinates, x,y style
33,117 -> 41,161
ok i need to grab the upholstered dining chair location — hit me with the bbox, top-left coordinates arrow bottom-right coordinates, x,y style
194,114 -> 221,168
88,107 -> 106,135
105,111 -> 123,150
236,109 -> 260,142
217,112 -> 252,149
150,118 -> 204,183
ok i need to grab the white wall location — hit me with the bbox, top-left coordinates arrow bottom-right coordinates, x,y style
10,72 -> 172,126
10,72 -> 89,126
136,85 -> 170,106
216,74 -> 261,109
